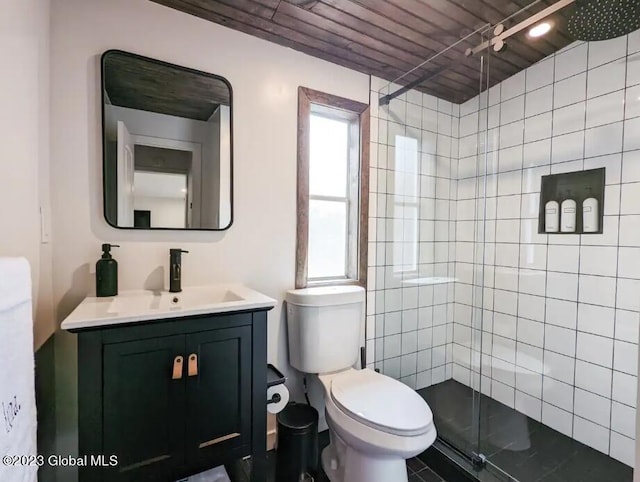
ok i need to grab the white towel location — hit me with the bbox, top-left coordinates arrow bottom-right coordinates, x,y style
0,258 -> 37,482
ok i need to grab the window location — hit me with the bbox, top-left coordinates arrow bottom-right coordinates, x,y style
296,87 -> 370,288
392,135 -> 419,274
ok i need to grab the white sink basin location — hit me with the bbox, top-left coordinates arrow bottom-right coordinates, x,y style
61,284 -> 277,331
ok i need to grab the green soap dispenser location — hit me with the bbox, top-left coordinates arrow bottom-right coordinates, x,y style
96,243 -> 120,297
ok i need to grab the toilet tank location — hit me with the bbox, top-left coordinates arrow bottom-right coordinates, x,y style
286,286 -> 365,374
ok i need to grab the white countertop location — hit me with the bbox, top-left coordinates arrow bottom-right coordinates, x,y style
61,284 -> 277,331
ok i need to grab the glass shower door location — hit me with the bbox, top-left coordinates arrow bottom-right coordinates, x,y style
372,2 -> 638,481
372,26 -> 492,463
453,29 -> 494,467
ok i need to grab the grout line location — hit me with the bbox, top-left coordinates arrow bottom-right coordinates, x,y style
607,36 -> 631,455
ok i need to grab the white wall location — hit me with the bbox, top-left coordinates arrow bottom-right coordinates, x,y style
134,196 -> 187,229
105,104 -> 210,142
50,0 -> 369,473
106,104 -> 207,226
132,159 -> 188,228
0,0 -> 54,349
200,105 -> 229,229
218,105 -> 232,228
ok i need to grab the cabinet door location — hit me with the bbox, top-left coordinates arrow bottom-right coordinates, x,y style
184,326 -> 252,467
103,335 -> 186,481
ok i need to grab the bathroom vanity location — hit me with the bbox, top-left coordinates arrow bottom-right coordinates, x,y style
61,285 -> 276,482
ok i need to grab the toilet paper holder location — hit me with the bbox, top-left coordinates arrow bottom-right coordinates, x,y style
267,364 -> 287,405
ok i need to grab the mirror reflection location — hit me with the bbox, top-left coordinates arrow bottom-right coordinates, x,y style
102,50 -> 232,230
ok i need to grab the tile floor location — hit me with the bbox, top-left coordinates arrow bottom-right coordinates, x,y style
228,429 -> 446,482
408,456 -> 448,481
418,379 -> 633,482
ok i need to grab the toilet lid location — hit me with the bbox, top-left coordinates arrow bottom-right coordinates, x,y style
330,369 -> 433,436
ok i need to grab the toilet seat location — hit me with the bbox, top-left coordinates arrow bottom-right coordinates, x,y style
329,369 -> 433,437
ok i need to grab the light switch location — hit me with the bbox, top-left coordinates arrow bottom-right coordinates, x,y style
40,205 -> 51,244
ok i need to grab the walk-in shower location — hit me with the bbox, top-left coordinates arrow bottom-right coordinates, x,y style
366,1 -> 639,480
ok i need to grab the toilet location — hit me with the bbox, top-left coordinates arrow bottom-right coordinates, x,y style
285,286 -> 437,482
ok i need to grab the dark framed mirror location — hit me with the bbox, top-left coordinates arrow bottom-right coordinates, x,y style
101,50 -> 233,230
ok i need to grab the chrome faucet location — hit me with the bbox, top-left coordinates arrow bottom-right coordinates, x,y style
169,249 -> 189,293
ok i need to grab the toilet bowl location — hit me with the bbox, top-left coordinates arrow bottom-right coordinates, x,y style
318,368 -> 436,482
285,286 -> 437,482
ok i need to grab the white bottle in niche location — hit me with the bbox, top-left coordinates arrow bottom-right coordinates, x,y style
545,200 -> 560,233
583,197 -> 599,233
561,198 -> 577,233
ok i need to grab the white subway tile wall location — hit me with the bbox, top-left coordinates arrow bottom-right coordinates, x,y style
367,77 -> 458,391
452,37 -> 640,467
367,35 -> 640,468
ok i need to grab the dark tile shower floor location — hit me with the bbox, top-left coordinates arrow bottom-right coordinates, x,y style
418,379 -> 633,482
228,429 -> 447,481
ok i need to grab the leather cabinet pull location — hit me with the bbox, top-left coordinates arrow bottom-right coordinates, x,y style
188,353 -> 198,377
172,356 -> 184,380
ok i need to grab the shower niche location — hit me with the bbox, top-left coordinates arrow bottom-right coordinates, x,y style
538,168 -> 605,234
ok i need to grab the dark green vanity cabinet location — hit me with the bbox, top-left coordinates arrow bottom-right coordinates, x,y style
73,309 -> 270,482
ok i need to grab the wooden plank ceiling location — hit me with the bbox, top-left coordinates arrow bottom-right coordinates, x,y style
104,51 -> 231,120
149,0 -> 576,104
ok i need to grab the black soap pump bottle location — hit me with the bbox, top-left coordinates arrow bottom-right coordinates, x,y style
96,243 -> 120,297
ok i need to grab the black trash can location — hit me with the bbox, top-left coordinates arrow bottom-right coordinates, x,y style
275,403 -> 319,482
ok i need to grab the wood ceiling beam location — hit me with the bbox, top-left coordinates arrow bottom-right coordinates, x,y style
208,0 -> 477,96
212,0 -> 487,97
273,2 -> 481,93
319,0 -> 523,78
307,2 -> 492,84
149,0 -> 575,104
151,0 -> 435,90
176,0 -> 406,76
345,0 -> 534,71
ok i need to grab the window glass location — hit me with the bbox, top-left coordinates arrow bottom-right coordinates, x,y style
308,199 -> 347,279
309,114 -> 349,198
307,107 -> 358,282
393,135 -> 420,273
